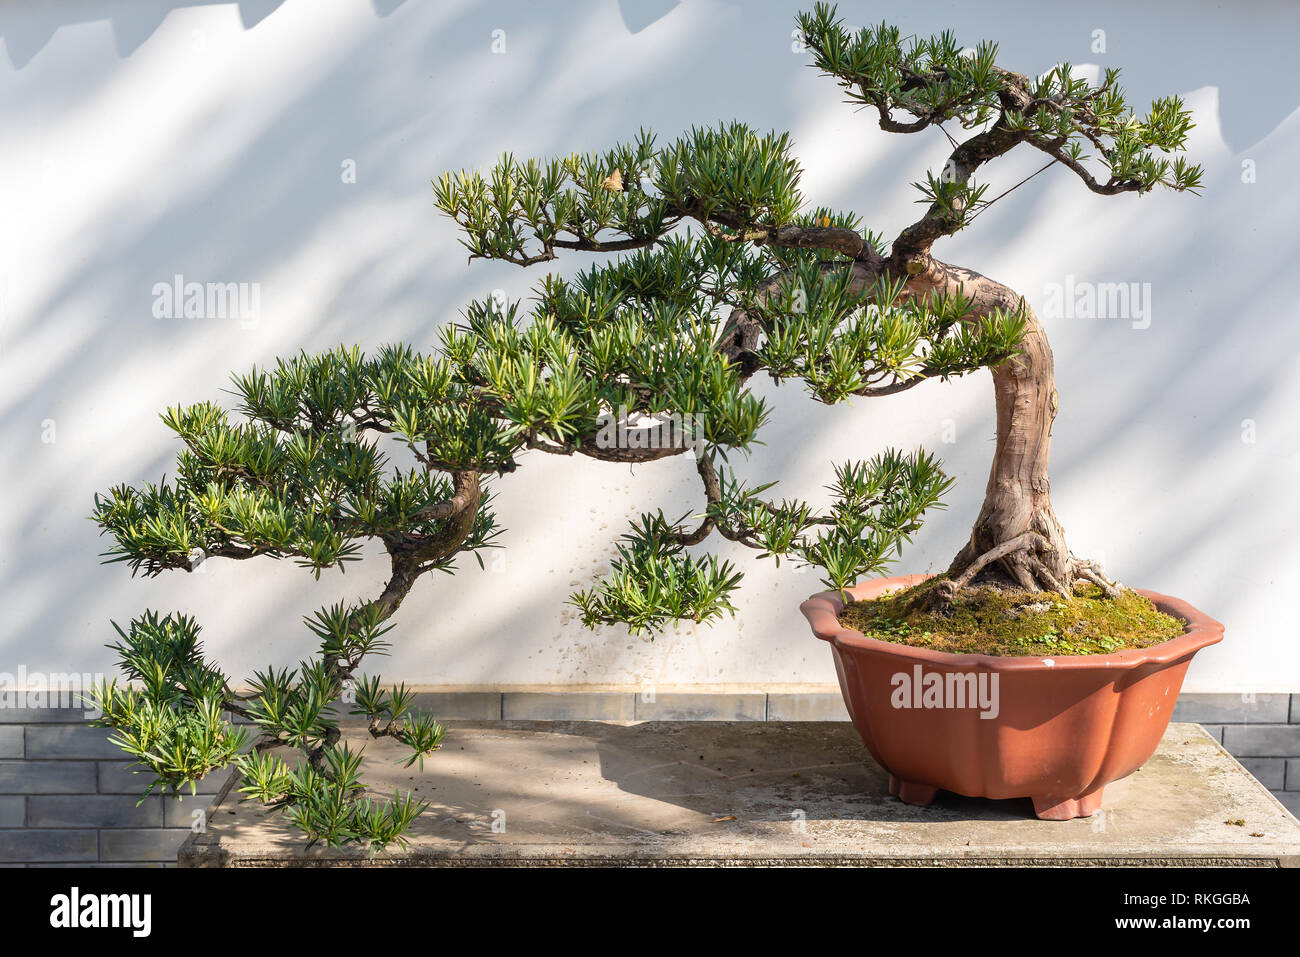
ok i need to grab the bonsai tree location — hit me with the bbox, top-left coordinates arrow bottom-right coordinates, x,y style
89,5 -> 1200,847
433,2 -> 1200,617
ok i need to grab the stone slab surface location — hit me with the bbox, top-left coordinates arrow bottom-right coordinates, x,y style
181,722 -> 1300,867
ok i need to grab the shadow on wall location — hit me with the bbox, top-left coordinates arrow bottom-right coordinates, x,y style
0,0 -> 687,63
0,0 -> 427,66
618,0 -> 681,34
0,0 -> 1297,687
3,0 -> 1292,149
2,1 -> 286,66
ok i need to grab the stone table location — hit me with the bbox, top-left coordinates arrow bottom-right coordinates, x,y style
181,721 -> 1300,867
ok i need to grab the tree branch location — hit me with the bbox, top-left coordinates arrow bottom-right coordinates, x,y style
1023,136 -> 1141,195
411,470 -> 483,522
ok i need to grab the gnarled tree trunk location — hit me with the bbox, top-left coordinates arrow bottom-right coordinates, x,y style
948,298 -> 1070,591
723,248 -> 1117,601
903,260 -> 1114,600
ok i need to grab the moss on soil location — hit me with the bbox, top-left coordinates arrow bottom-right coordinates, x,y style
839,578 -> 1186,657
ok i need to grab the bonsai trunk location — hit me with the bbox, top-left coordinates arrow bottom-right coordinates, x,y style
903,261 -> 1117,602
949,302 -> 1072,592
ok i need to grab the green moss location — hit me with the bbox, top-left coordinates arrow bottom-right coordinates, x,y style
839,578 -> 1186,657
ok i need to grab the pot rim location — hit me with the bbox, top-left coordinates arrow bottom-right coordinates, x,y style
799,574 -> 1224,672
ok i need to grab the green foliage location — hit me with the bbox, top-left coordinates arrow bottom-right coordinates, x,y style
571,448 -> 952,632
237,746 -> 428,851
459,285 -> 770,454
428,5 -> 1201,638
798,3 -> 1203,194
91,345 -> 505,579
348,676 -> 447,769
571,511 -> 744,634
797,10 -> 1006,130
88,612 -> 246,799
307,602 -> 394,671
911,171 -> 990,234
801,450 -> 954,593
433,128 -> 673,265
88,607 -> 445,850
435,122 -> 809,266
747,272 -> 1025,402
656,123 -> 804,228
92,678 -> 248,800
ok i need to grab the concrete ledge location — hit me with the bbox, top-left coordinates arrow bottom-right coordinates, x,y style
181,722 -> 1300,867
408,693 -> 501,721
633,693 -> 766,721
766,693 -> 848,722
5,691 -> 1296,723
502,692 -> 634,721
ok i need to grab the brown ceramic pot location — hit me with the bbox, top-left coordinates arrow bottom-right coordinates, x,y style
800,575 -> 1224,820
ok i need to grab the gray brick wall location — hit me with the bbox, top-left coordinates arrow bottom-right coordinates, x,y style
0,704 -> 228,867
1170,693 -> 1300,817
1,690 -> 1296,864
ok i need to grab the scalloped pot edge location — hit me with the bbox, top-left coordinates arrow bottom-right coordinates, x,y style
798,574 -> 1224,820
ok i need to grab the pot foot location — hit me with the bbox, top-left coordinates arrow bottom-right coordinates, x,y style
1032,789 -> 1104,821
889,774 -> 939,807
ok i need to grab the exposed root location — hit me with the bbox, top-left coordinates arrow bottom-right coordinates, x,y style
1028,556 -> 1071,600
927,534 -> 1124,613
1070,556 -> 1123,598
952,531 -> 1046,590
923,531 -> 1047,611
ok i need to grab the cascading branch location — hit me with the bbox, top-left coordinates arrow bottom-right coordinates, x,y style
88,309 -> 960,844
89,344 -> 508,850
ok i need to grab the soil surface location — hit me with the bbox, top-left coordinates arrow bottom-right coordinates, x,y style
839,579 -> 1186,657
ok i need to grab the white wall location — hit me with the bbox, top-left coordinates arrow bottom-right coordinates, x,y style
2,0 -> 1297,693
